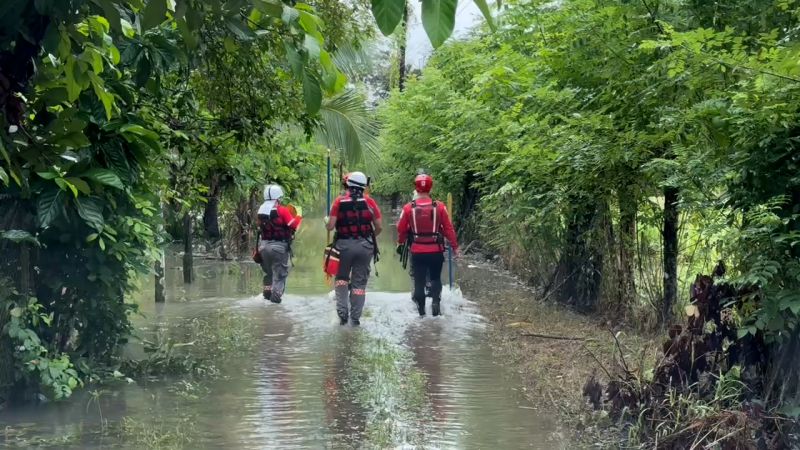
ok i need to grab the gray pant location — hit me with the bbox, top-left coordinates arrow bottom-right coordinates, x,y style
259,240 -> 290,302
334,238 -> 374,321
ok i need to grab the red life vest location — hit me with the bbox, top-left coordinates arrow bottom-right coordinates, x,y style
259,209 -> 293,242
410,200 -> 443,249
336,195 -> 374,239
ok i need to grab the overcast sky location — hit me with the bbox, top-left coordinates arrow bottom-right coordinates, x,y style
405,2 -> 484,68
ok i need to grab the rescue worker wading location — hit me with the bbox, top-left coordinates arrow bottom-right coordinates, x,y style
396,174 -> 459,317
257,184 -> 302,303
325,171 -> 383,326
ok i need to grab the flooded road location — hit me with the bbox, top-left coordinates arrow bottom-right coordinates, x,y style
0,214 -> 566,449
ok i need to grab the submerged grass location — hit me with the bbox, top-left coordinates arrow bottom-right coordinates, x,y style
114,414 -> 196,450
345,332 -> 431,447
122,309 -> 259,378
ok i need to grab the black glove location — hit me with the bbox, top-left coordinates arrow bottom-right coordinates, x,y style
396,244 -> 404,255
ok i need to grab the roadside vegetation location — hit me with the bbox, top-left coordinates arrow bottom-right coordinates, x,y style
373,0 -> 800,446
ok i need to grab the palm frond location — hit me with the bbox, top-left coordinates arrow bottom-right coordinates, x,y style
332,43 -> 374,80
315,88 -> 380,168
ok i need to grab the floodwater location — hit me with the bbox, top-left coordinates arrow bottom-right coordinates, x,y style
0,211 -> 567,449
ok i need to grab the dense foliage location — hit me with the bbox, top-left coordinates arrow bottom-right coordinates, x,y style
0,0 -> 500,404
0,0 -> 364,403
374,0 -> 800,436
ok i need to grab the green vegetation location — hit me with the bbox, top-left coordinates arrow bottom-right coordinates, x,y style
122,310 -> 259,377
345,332 -> 431,447
373,0 -> 800,445
0,0 -> 497,403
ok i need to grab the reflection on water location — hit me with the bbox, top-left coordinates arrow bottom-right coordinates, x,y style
0,216 -> 566,449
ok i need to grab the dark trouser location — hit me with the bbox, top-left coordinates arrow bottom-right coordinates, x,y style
259,240 -> 290,303
334,238 -> 374,323
411,252 -> 444,316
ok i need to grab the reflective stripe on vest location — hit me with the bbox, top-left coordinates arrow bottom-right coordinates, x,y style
410,200 -> 443,247
336,197 -> 373,239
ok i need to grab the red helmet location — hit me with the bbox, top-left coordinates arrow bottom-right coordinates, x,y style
414,174 -> 433,193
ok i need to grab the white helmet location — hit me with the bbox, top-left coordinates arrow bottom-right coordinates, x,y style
263,184 -> 284,200
346,171 -> 369,189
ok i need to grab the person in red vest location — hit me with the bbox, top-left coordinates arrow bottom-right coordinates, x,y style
325,171 -> 383,326
257,184 -> 302,303
396,174 -> 459,317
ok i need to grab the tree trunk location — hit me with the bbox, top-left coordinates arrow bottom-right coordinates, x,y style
662,186 -> 679,325
618,186 -> 638,314
154,256 -> 166,303
398,4 -> 409,92
202,174 -> 222,241
234,190 -> 260,255
183,212 -> 193,284
549,200 -> 603,312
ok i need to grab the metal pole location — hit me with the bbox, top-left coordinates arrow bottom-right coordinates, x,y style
326,151 -> 332,214
447,193 -> 454,289
326,151 -> 332,245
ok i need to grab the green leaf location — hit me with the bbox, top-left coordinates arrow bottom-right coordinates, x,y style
284,43 -> 304,79
76,196 -> 105,230
37,171 -> 60,180
1,230 -> 40,246
119,123 -> 160,141
254,0 -> 282,17
371,0 -> 405,36
55,177 -> 79,198
223,36 -> 238,53
90,0 -> 122,32
142,0 -> 168,31
81,168 -> 125,190
65,177 -> 91,195
303,70 -> 322,115
225,18 -> 255,41
472,0 -> 496,31
55,131 -> 91,149
0,166 -> 8,185
121,18 -> 136,38
421,0 -> 457,48
176,18 -> 198,49
64,57 -> 82,101
10,307 -> 23,318
89,72 -> 114,120
37,189 -> 64,229
303,34 -> 321,59
281,5 -> 300,24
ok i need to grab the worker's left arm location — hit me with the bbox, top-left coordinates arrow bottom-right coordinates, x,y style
368,198 -> 383,236
282,206 -> 302,231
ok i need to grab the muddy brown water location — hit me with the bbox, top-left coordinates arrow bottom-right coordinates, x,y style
0,214 -> 567,449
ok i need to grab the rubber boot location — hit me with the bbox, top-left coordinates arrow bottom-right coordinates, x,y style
416,298 -> 426,317
270,296 -> 282,304
432,299 -> 441,317
263,288 -> 272,300
350,319 -> 360,327
339,314 -> 349,326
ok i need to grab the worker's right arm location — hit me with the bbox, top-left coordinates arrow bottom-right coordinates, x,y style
396,204 -> 410,244
325,198 -> 339,231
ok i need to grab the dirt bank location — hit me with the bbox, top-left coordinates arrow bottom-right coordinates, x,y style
458,258 -> 657,447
